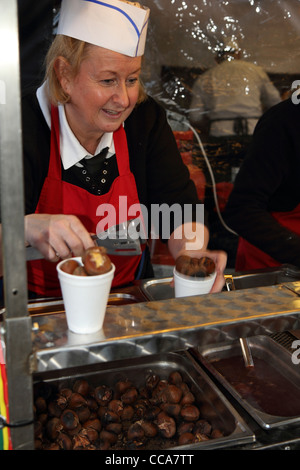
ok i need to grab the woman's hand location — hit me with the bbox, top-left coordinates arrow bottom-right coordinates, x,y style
167,222 -> 227,293
24,213 -> 95,261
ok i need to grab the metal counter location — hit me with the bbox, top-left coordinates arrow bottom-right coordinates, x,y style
29,280 -> 300,373
27,279 -> 300,451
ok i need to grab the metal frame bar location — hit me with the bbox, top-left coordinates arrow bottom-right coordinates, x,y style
0,0 -> 34,449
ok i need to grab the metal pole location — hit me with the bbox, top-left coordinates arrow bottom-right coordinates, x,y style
0,0 -> 34,449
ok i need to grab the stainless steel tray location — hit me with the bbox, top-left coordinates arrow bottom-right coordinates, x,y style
140,265 -> 300,301
226,265 -> 300,291
192,335 -> 300,429
2,287 -> 148,318
141,277 -> 174,301
33,350 -> 254,450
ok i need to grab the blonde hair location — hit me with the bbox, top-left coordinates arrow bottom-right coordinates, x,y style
44,35 -> 147,105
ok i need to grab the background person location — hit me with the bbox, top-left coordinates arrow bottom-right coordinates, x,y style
224,95 -> 300,271
189,39 -> 281,139
188,39 -> 281,270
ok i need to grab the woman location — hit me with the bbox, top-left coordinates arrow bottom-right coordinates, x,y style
6,0 -> 227,296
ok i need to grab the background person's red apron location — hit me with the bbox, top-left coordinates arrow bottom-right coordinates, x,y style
27,106 -> 143,296
235,204 -> 300,271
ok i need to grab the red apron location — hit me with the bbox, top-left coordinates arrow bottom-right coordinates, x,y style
235,204 -> 300,271
27,106 -> 143,296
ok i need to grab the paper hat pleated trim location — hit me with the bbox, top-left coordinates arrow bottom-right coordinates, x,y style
57,0 -> 150,57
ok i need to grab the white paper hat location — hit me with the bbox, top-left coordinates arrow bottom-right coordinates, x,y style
57,0 -> 150,57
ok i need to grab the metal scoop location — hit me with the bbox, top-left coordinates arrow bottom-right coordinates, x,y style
224,277 -> 254,368
26,218 -> 146,260
239,337 -> 254,368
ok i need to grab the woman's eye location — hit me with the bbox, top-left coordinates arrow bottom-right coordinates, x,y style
126,78 -> 139,87
100,79 -> 116,86
99,77 -> 139,87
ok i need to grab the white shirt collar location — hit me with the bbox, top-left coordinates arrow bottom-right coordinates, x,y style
36,82 -> 115,170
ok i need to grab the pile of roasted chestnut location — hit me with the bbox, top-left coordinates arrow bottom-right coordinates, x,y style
34,371 -> 224,450
175,256 -> 216,278
60,246 -> 112,276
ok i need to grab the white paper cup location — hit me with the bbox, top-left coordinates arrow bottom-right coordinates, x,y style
173,267 -> 216,298
57,257 -> 115,334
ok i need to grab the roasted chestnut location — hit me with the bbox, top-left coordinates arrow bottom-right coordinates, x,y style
94,385 -> 113,406
160,403 -> 181,419
60,409 -> 80,431
59,388 -> 73,399
46,417 -> 62,441
143,405 -> 160,421
35,396 -> 47,414
156,411 -> 176,439
168,371 -> 183,385
121,387 -> 138,405
56,395 -> 68,411
211,428 -> 224,439
139,420 -> 158,438
105,422 -> 122,435
48,400 -> 63,418
67,422 -> 82,437
115,379 -> 134,397
120,405 -> 134,421
68,392 -> 87,410
80,426 -> 99,443
151,380 -> 168,402
99,429 -> 118,445
175,255 -> 215,278
127,422 -> 145,441
82,246 -> 111,275
160,384 -> 182,404
177,381 -> 190,394
101,410 -> 120,426
177,421 -> 194,436
73,379 -> 90,397
134,398 -> 150,418
180,404 -> 200,422
82,418 -> 102,432
57,432 -> 72,450
178,432 -> 195,446
108,399 -> 124,416
60,259 -> 80,275
86,397 -> 98,411
73,265 -> 88,276
72,432 -> 90,449
76,405 -> 91,423
193,419 -> 212,436
181,391 -> 195,405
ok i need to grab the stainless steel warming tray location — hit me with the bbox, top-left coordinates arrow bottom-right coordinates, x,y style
33,350 -> 254,450
141,276 -> 174,301
140,265 -> 300,301
0,286 -> 148,320
192,335 -> 300,429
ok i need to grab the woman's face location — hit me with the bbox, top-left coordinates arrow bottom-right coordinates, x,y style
60,45 -> 142,147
